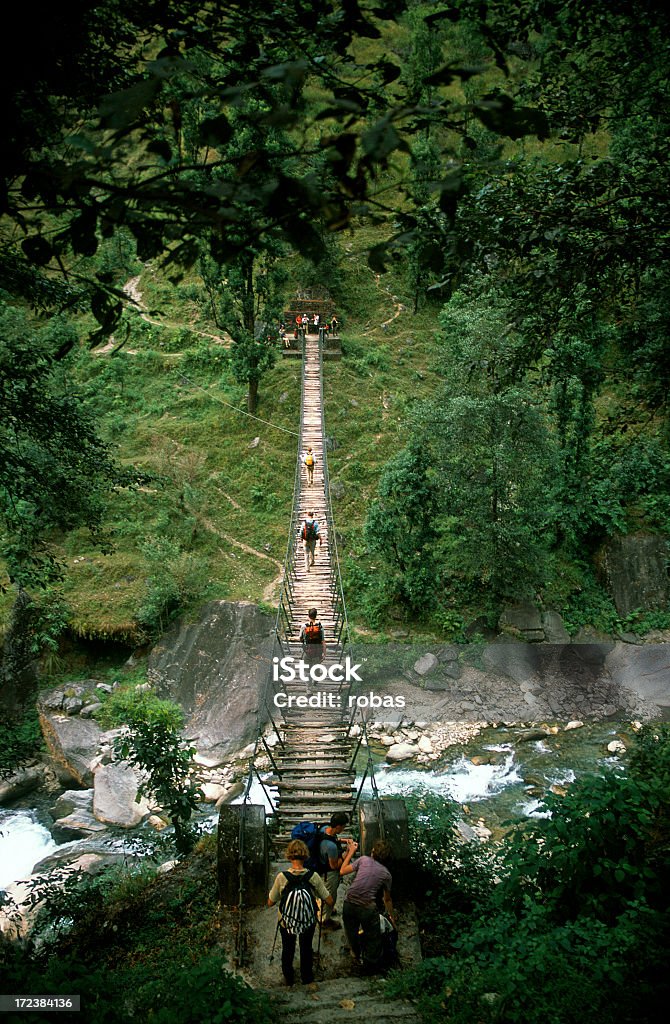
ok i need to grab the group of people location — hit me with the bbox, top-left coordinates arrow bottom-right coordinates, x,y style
268,813 -> 396,986
289,312 -> 339,340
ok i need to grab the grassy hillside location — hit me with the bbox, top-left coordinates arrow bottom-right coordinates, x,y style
2,2 -> 668,656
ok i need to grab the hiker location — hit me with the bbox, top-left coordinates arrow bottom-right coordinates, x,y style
318,812 -> 353,930
331,314 -> 339,335
299,607 -> 325,664
301,512 -> 321,572
303,446 -> 316,486
340,839 -> 396,975
268,838 -> 333,987
302,313 -> 309,334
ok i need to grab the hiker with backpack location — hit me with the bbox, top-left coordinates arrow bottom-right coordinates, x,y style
317,812 -> 352,930
340,839 -> 396,975
290,815 -> 354,931
301,512 -> 321,572
268,838 -> 334,987
303,446 -> 316,486
299,607 -> 325,665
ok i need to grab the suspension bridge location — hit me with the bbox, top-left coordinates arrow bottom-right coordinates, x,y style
216,326 -> 419,1015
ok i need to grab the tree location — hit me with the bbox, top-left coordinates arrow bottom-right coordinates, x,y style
366,441 -> 441,612
0,302 -> 134,716
0,303 -> 125,591
114,697 -> 203,856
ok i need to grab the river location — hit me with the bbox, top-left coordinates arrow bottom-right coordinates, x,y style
0,719 -> 634,889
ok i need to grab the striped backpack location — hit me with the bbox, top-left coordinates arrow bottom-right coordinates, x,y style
279,870 -> 318,934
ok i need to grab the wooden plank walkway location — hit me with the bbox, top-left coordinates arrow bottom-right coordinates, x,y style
271,332 -> 355,849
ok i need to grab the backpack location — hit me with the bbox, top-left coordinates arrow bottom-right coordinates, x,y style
303,620 -> 323,645
279,870 -> 318,935
290,821 -> 333,873
305,452 -> 314,467
302,519 -> 317,541
379,914 -> 399,970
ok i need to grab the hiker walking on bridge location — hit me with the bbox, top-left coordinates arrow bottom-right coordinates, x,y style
303,445 -> 316,486
299,607 -> 325,664
301,512 -> 321,571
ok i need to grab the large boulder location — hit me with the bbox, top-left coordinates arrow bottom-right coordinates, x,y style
38,714 -> 102,786
31,839 -> 139,874
93,762 -> 152,828
148,601 -> 274,758
48,789 -> 107,842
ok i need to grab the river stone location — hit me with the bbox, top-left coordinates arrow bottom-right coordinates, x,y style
607,739 -> 627,755
148,601 -> 274,759
0,767 -> 42,805
93,762 -> 152,827
32,839 -> 138,874
51,810 -> 108,842
564,721 -> 584,731
80,702 -> 103,719
418,736 -> 433,754
215,781 -> 245,806
194,752 -> 229,769
414,653 -> 439,676
482,642 -> 545,686
385,742 -> 419,762
63,696 -> 84,715
201,782 -> 229,803
39,714 -> 102,787
49,789 -> 94,819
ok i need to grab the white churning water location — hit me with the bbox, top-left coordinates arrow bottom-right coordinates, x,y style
0,809 -> 58,889
361,746 -> 523,804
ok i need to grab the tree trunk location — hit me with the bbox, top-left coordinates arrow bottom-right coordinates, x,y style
248,377 -> 259,415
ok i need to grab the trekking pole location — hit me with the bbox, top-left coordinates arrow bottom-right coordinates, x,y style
268,918 -> 280,964
316,906 -> 323,972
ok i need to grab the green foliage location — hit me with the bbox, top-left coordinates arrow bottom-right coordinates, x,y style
29,590 -> 71,671
136,535 -> 203,637
113,696 -> 203,855
0,704 -> 43,776
2,839 -> 269,1024
0,302 -> 127,589
96,684 -> 183,731
1,949 -> 270,1024
391,725 -> 670,1024
366,441 -> 441,612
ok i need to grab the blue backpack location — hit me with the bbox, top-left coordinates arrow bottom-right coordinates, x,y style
290,821 -> 333,873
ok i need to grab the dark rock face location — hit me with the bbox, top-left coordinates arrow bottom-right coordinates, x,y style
0,767 -> 42,806
606,644 -> 670,708
148,601 -> 274,758
599,533 -> 670,616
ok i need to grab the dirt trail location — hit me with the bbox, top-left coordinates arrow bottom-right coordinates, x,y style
97,275 -> 233,352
